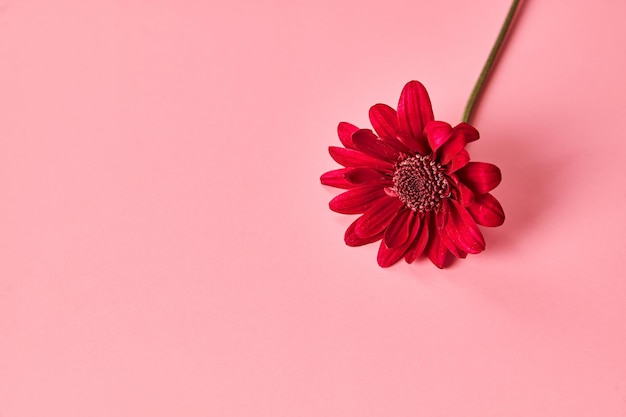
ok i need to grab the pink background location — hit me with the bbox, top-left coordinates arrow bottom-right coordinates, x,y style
1,0 -> 625,415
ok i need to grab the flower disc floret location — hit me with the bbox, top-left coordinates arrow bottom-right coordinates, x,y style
392,155 -> 450,213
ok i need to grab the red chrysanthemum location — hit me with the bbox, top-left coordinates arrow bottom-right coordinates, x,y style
320,81 -> 505,268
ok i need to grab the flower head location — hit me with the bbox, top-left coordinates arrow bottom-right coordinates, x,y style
321,81 -> 504,268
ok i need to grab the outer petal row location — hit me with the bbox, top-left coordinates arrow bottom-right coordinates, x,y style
369,104 -> 398,140
355,197 -> 403,238
377,211 -> 421,268
443,200 -> 486,255
397,81 -> 434,140
328,146 -> 394,171
396,81 -> 434,154
352,129 -> 401,162
329,185 -> 387,214
383,208 -> 413,248
467,193 -> 505,227
321,167 -> 392,189
426,219 -> 449,269
457,162 -> 502,194
345,220 -> 383,247
423,121 -> 480,167
405,218 -> 429,263
337,122 -> 359,149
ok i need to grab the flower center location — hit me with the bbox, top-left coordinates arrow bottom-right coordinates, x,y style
392,155 -> 450,212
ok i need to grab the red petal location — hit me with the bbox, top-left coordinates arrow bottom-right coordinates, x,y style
467,193 -> 505,227
438,123 -> 479,166
444,200 -> 485,254
344,167 -> 391,185
447,149 -> 470,173
436,200 -> 449,230
439,226 -> 463,258
369,104 -> 399,139
345,219 -> 383,247
352,129 -> 401,162
424,121 -> 453,153
377,213 -> 420,268
383,208 -> 413,248
426,224 -> 449,269
405,217 -> 429,263
397,132 -> 430,155
454,122 -> 479,142
377,242 -> 404,268
320,168 -> 354,189
328,147 -> 394,171
439,130 -> 467,166
329,185 -> 387,214
367,106 -> 413,155
457,162 -> 502,194
455,181 -> 475,207
355,197 -> 403,238
337,122 -> 359,149
397,81 -> 434,140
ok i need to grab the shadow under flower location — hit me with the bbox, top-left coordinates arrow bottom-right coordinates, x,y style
474,123 -> 565,255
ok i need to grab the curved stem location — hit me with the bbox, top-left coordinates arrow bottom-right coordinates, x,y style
462,0 -> 521,124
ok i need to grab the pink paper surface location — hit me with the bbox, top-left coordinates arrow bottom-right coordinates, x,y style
1,0 -> 625,415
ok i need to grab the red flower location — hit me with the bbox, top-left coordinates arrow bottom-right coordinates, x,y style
320,81 -> 505,268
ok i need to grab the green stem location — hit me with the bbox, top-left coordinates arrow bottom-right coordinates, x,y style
462,0 -> 521,124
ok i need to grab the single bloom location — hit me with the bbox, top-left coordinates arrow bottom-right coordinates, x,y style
320,81 -> 505,268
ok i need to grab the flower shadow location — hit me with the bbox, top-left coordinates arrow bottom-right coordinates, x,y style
473,122 -> 564,254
